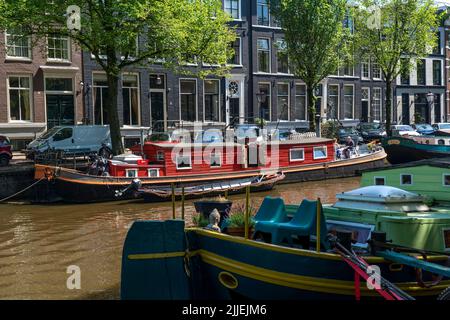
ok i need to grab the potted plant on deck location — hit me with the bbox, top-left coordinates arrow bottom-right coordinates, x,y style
193,196 -> 233,225
223,202 -> 256,237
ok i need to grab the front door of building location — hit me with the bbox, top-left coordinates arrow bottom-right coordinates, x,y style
150,74 -> 167,131
46,95 -> 75,129
361,88 -> 369,122
402,93 -> 410,124
226,77 -> 244,125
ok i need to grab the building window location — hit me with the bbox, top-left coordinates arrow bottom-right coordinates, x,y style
313,146 -> 328,160
8,76 -> 32,122
228,38 -> 241,65
126,169 -> 138,178
93,73 -> 109,125
361,58 -> 370,79
289,148 -> 305,162
372,61 -> 382,79
276,39 -> 289,74
400,59 -> 410,85
433,60 -> 441,86
257,38 -> 270,73
277,83 -> 289,120
122,74 -> 140,126
443,174 -> 450,187
400,174 -> 413,186
224,0 -> 240,19
148,169 -> 160,177
257,0 -> 270,26
417,59 -> 426,85
374,177 -> 385,185
343,85 -> 354,119
204,80 -> 220,122
5,28 -> 31,59
176,154 -> 192,170
180,80 -> 197,122
47,35 -> 70,61
372,88 -> 382,122
209,152 -> 222,168
258,83 -> 271,121
293,84 -> 307,120
157,151 -> 165,161
327,85 -> 339,120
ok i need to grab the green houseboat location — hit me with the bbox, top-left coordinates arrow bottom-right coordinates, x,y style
318,158 -> 450,253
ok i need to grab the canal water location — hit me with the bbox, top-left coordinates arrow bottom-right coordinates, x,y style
0,177 -> 359,300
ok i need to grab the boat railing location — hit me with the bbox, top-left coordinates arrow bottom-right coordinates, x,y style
34,149 -> 96,170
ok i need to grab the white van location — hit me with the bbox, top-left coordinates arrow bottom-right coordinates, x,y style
27,125 -> 112,157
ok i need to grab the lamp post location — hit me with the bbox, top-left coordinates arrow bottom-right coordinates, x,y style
256,91 -> 267,129
426,91 -> 434,124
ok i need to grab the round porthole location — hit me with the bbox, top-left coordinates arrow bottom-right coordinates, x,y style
218,271 -> 238,289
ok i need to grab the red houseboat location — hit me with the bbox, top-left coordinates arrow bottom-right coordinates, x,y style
34,133 -> 387,203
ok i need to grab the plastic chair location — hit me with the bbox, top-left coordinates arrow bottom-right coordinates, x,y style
270,199 -> 329,250
253,197 -> 288,238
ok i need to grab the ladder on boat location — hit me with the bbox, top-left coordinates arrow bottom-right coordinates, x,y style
335,242 -> 415,300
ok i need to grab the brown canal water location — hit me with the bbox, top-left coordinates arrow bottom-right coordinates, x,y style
0,177 -> 359,300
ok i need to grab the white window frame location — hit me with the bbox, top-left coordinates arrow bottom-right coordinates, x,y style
277,82 -> 290,120
147,168 -> 160,177
179,78 -> 198,122
400,174 -> 413,186
327,84 -> 340,120
224,0 -> 241,20
125,169 -> 138,178
122,73 -> 141,126
442,228 -> 450,252
227,37 -> 242,67
6,75 -> 33,122
203,79 -> 221,123
372,60 -> 382,80
209,152 -> 222,168
92,72 -> 108,125
442,173 -> 450,187
294,83 -> 307,121
342,84 -> 355,120
258,82 -> 272,121
372,87 -> 382,122
46,34 -> 71,63
374,176 -> 386,186
361,58 -> 370,79
289,148 -> 305,162
176,154 -> 192,170
257,38 -> 271,74
157,151 -> 165,161
313,146 -> 328,160
256,0 -> 271,27
5,29 -> 32,60
276,39 -> 290,74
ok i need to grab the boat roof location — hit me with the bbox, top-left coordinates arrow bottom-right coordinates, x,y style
333,186 -> 430,212
361,157 -> 450,173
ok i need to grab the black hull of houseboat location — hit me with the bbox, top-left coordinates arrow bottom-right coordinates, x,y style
383,144 -> 449,165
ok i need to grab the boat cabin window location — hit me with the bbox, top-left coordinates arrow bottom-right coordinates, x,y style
444,229 -> 450,250
148,168 -> 160,177
209,153 -> 221,168
289,148 -> 305,162
400,174 -> 413,186
176,154 -> 192,170
126,169 -> 138,178
374,177 -> 385,185
156,151 -> 165,161
313,146 -> 327,160
443,174 -> 450,187
438,139 -> 445,145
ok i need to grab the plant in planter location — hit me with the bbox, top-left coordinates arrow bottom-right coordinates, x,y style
193,196 -> 233,225
223,201 -> 257,237
192,213 -> 209,228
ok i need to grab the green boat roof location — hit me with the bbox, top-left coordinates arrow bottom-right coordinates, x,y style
360,157 -> 450,173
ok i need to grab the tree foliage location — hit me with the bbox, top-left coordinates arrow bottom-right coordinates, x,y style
270,0 -> 351,131
0,0 -> 236,154
353,0 -> 440,133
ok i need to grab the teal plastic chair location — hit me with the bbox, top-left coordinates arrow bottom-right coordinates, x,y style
271,199 -> 329,250
253,197 -> 288,237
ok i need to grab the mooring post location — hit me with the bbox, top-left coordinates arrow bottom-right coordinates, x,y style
245,185 -> 250,239
181,186 -> 185,220
171,183 -> 176,219
316,198 -> 321,253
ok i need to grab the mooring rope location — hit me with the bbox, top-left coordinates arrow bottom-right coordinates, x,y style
0,177 -> 46,203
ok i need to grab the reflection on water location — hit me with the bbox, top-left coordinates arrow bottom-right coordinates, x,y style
0,177 -> 359,300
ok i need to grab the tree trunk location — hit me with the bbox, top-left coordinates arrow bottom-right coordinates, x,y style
385,79 -> 393,136
105,73 -> 125,155
307,85 -> 317,132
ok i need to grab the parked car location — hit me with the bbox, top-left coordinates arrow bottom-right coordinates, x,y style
0,135 -> 13,166
26,125 -> 112,159
432,123 -> 450,134
412,124 -> 435,135
356,122 -> 386,142
391,125 -> 421,137
337,127 -> 364,145
234,124 -> 261,143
